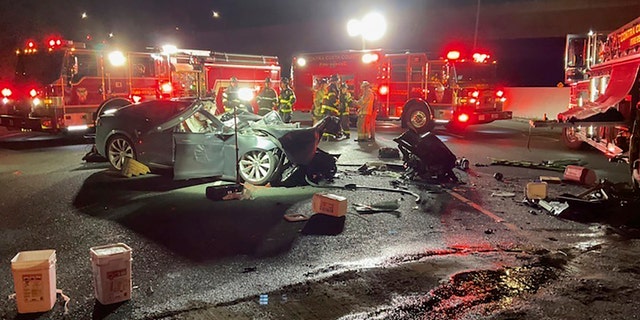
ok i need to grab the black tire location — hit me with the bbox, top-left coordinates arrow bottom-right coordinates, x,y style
238,149 -> 277,185
106,135 -> 136,170
562,127 -> 585,150
404,104 -> 435,134
95,98 -> 132,122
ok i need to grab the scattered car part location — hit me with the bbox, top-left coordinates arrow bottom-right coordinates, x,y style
353,199 -> 401,213
393,130 -> 457,182
306,177 -> 421,204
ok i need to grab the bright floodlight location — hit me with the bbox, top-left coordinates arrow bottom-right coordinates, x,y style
108,51 -> 126,66
238,88 -> 254,101
347,19 -> 362,37
297,57 -> 307,67
361,12 -> 386,41
161,44 -> 178,55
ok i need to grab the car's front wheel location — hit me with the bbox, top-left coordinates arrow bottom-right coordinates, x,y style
238,149 -> 277,185
107,135 -> 136,170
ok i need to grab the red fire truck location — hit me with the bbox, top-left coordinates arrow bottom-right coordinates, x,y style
0,38 -> 280,133
531,16 -> 640,189
291,49 -> 511,133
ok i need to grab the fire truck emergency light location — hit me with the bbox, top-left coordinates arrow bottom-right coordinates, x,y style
362,53 -> 379,64
160,82 -> 173,94
458,113 -> 470,123
108,51 -> 126,66
1,88 -> 12,97
29,89 -> 37,97
296,57 -> 307,67
446,51 -> 461,60
472,53 -> 489,63
379,85 -> 389,95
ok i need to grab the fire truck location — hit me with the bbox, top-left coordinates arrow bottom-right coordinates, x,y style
0,38 -> 280,133
531,16 -> 640,189
291,49 -> 511,133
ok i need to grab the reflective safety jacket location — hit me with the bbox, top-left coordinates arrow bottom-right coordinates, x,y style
222,86 -> 241,113
278,87 -> 296,113
338,91 -> 354,116
257,87 -> 278,111
321,83 -> 340,116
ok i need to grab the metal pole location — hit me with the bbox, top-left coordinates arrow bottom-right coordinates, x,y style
473,0 -> 481,50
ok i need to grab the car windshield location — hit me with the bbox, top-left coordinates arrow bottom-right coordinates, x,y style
14,51 -> 65,85
454,62 -> 497,84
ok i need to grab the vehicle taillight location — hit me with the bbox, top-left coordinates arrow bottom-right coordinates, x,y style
379,85 -> 389,95
457,113 -> 470,123
495,90 -> 504,98
1,88 -> 12,97
160,82 -> 173,94
29,89 -> 38,97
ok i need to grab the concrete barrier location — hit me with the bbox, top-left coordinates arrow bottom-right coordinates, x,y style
503,87 -> 570,120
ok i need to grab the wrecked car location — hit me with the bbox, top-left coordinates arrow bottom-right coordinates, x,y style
94,98 -> 339,185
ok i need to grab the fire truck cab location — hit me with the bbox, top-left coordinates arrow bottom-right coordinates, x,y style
0,38 -> 280,133
292,49 -> 511,133
532,16 -> 640,190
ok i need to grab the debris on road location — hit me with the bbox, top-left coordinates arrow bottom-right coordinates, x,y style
394,130 -> 458,182
489,158 -> 585,172
540,176 -> 562,184
353,199 -> 401,213
455,157 -> 470,171
538,200 -> 570,216
378,147 -> 400,159
493,172 -> 504,181
525,181 -> 548,200
312,193 -> 347,217
563,165 -> 597,186
491,191 -> 516,197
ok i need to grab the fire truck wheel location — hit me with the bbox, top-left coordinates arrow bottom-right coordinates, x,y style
238,149 -> 277,186
95,98 -> 132,121
106,135 -> 137,171
562,127 -> 585,149
404,105 -> 434,134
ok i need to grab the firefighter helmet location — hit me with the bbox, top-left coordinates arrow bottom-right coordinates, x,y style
230,76 -> 238,83
281,77 -> 290,84
361,81 -> 371,88
330,74 -> 339,82
265,77 -> 271,83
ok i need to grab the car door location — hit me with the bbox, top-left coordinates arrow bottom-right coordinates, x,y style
172,110 -> 229,180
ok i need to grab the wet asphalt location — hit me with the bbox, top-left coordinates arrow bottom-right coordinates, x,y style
0,121 -> 632,319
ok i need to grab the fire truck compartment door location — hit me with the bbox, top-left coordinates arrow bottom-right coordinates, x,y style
560,61 -> 639,121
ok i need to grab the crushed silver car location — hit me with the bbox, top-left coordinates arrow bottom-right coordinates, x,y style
95,98 -> 339,185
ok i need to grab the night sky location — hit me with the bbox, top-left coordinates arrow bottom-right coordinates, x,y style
0,0 -> 637,86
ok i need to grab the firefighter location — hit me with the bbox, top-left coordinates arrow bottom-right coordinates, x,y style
321,74 -> 341,141
355,81 -> 375,142
338,83 -> 353,139
277,77 -> 296,123
256,77 -> 278,116
312,78 -> 327,125
222,76 -> 251,114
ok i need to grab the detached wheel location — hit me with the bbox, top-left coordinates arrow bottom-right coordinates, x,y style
107,135 -> 136,170
562,127 -> 584,150
405,106 -> 434,134
238,149 -> 276,185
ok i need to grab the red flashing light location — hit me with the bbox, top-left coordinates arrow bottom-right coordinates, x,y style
1,88 -> 12,97
379,85 -> 389,95
471,90 -> 479,98
496,90 -> 504,98
446,51 -> 461,60
49,39 -> 56,46
132,95 -> 142,103
457,113 -> 470,123
27,41 -> 35,48
29,89 -> 38,97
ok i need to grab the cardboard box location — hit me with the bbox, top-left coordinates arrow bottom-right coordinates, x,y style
312,193 -> 347,217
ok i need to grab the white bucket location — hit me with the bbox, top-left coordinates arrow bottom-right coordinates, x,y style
90,243 -> 132,305
11,249 -> 57,313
